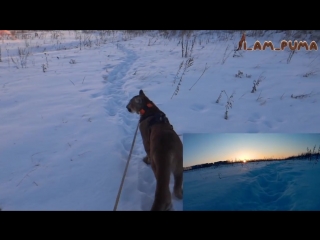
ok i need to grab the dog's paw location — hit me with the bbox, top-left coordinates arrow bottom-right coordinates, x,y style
142,156 -> 150,165
165,202 -> 173,211
150,202 -> 172,211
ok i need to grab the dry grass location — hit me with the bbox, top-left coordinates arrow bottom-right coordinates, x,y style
171,57 -> 194,99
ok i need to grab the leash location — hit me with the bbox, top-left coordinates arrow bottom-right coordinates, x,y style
113,121 -> 140,211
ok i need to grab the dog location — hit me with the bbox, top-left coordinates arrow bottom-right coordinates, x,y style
126,90 -> 183,211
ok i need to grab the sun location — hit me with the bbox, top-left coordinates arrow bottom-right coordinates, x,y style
236,152 -> 253,162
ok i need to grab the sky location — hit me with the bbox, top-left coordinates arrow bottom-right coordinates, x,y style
0,30 -> 319,210
183,133 -> 320,167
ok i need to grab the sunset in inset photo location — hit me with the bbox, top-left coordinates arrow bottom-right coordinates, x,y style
184,133 -> 320,211
184,133 -> 320,167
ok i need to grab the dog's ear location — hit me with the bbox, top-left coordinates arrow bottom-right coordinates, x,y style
139,90 -> 145,96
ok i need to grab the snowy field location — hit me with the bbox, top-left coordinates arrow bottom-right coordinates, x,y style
184,158 -> 320,211
0,30 -> 319,210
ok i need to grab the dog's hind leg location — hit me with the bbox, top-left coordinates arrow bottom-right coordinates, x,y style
173,168 -> 183,200
172,153 -> 183,199
150,156 -> 172,211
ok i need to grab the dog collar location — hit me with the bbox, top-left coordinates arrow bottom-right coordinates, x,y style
139,102 -> 153,115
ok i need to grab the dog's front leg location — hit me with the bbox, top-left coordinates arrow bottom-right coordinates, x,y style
142,138 -> 151,165
140,124 -> 152,165
143,155 -> 151,165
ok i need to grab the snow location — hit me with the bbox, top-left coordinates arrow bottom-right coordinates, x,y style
184,157 -> 320,211
0,30 -> 319,211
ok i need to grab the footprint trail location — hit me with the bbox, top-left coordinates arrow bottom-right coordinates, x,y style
103,43 -> 182,210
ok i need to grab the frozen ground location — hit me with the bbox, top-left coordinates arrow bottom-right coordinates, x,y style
0,30 -> 319,210
184,158 -> 320,210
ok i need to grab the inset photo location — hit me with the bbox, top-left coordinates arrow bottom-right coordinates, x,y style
183,133 -> 320,211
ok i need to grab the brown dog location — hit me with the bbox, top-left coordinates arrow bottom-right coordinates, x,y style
126,90 -> 183,211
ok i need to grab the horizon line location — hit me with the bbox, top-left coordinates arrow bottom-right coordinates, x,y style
184,152 -> 320,168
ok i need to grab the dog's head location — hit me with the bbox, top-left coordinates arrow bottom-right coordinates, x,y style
126,90 -> 150,114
